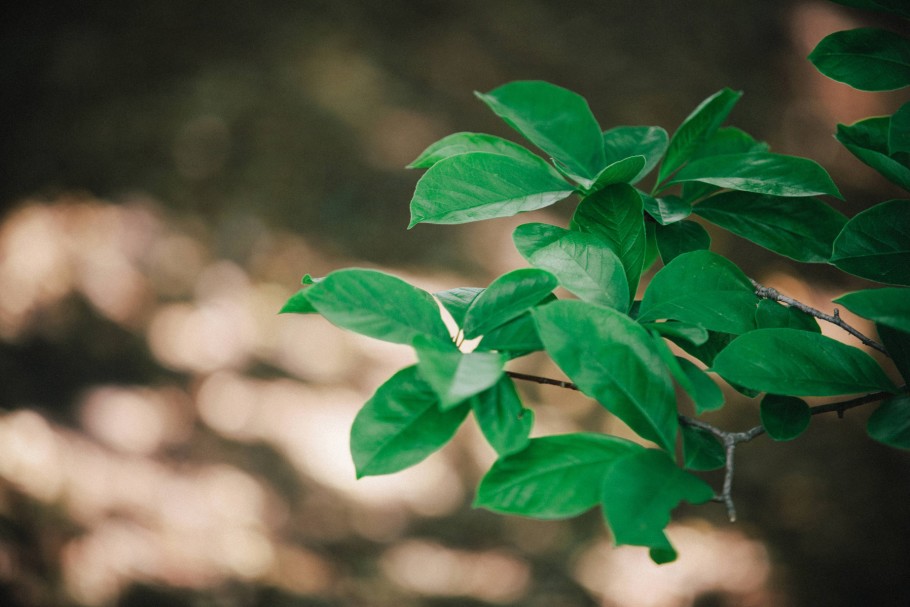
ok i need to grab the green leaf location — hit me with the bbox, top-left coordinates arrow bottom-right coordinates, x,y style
463,268 -> 558,339
475,433 -> 641,519
643,221 -> 660,273
890,102 -> 910,155
513,223 -> 630,310
571,184 -> 647,298
694,192 -> 848,262
409,152 -> 574,227
836,118 -> 910,191
658,88 -> 743,184
638,250 -> 758,335
835,288 -> 910,333
535,301 -> 678,452
755,299 -> 821,333
305,269 -> 451,345
351,366 -> 470,477
582,156 -> 647,192
641,193 -> 692,225
280,288 -> 317,314
601,449 -> 714,561
808,28 -> 910,91
676,357 -> 725,414
408,132 -> 537,169
668,152 -> 843,199
414,336 -> 505,409
642,321 -> 709,346
477,308 -> 549,355
476,81 -> 606,179
602,126 -> 669,184
760,394 -> 811,441
878,324 -> 910,384
680,425 -> 725,471
867,394 -> 910,449
668,330 -> 736,367
831,200 -> 910,285
470,377 -> 533,456
712,328 -> 897,395
435,287 -> 483,327
654,220 -> 711,264
680,127 -> 770,203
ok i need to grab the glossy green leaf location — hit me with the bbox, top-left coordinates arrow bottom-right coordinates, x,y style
643,221 -> 660,273
409,152 -> 574,227
878,324 -> 910,384
513,223 -> 630,310
642,321 -> 709,346
463,268 -> 558,339
583,156 -> 647,192
475,433 -> 641,519
601,449 -> 714,561
571,184 -> 647,298
867,394 -> 910,449
835,288 -> 910,333
414,336 -> 505,409
808,28 -> 910,91
535,301 -> 678,452
831,200 -> 910,285
639,250 -> 758,335
470,377 -> 533,456
654,220 -> 711,264
680,425 -> 726,471
477,308 -> 549,355
712,328 -> 897,395
836,118 -> 910,191
305,268 -> 451,345
676,357 -> 725,414
408,132 -> 537,169
668,152 -> 843,199
602,126 -> 669,184
476,81 -> 606,179
760,394 -> 811,441
890,102 -> 910,155
694,192 -> 848,262
679,127 -> 770,203
755,299 -> 821,333
280,289 -> 317,314
641,193 -> 692,225
351,366 -> 470,477
668,330 -> 736,367
658,88 -> 743,184
435,287 -> 483,327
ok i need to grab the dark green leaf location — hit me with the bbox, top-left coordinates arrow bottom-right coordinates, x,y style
583,156 -> 647,192
475,433 -> 641,519
643,221 -> 660,273
654,220 -> 711,264
639,250 -> 758,335
878,324 -> 910,384
760,394 -> 811,441
658,88 -> 743,184
470,377 -> 533,456
677,357 -> 725,414
409,152 -> 574,227
478,308 -> 548,355
476,81 -> 606,179
435,287 -> 483,327
642,321 -> 709,346
867,394 -> 910,449
641,193 -> 692,225
535,301 -> 678,452
755,299 -> 821,333
712,328 -> 897,395
280,289 -> 317,314
571,184 -> 647,298
305,269 -> 451,345
679,127 -> 769,203
680,425 -> 726,471
602,126 -> 669,184
808,28 -> 910,91
668,331 -> 736,367
601,449 -> 714,560
513,223 -> 630,310
835,288 -> 910,333
836,118 -> 910,191
351,366 -> 470,477
668,152 -> 843,199
830,199 -> 910,285
414,336 -> 505,409
890,102 -> 910,155
463,268 -> 558,339
694,192 -> 848,262
408,132 -> 537,169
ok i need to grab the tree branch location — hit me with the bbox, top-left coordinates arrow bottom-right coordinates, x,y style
751,279 -> 887,355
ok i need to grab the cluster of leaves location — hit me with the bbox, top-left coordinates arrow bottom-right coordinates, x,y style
283,0 -> 910,563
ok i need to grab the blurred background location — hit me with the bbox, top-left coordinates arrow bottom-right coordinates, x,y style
1,1 -> 909,605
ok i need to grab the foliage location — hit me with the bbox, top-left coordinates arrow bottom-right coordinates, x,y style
283,0 -> 910,563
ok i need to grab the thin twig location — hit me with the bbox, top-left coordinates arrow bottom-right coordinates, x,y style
751,279 -> 887,355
